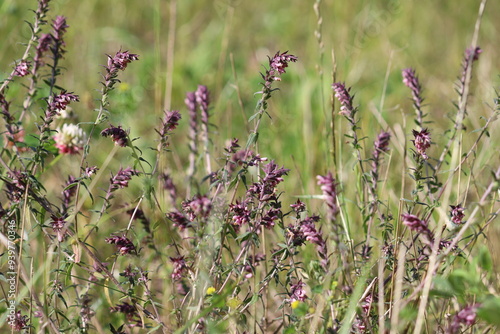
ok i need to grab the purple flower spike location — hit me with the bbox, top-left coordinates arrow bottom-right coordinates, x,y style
332,82 -> 354,117
157,110 -> 182,150
401,213 -> 430,234
161,110 -> 182,133
167,210 -> 191,230
317,172 -> 339,222
450,205 -> 465,225
287,224 -> 306,247
373,131 -> 391,161
161,173 -> 178,202
225,138 -> 240,155
110,167 -> 139,191
185,91 -> 197,112
290,199 -> 306,214
448,304 -> 479,334
262,51 -> 298,89
51,16 -> 69,42
269,51 -> 298,76
229,200 -> 251,230
412,128 -> 431,160
8,311 -> 29,331
402,68 -> 422,102
108,50 -> 139,71
195,85 -> 210,123
371,131 -> 391,189
465,47 -> 482,62
102,50 -> 139,90
182,195 -> 212,221
170,256 -> 188,280
288,280 -> 307,303
38,34 -> 53,54
101,125 -> 128,147
84,166 -> 98,178
50,91 -> 79,112
299,216 -> 322,245
247,161 -> 289,202
262,160 -> 290,187
14,60 -> 31,77
50,215 -> 67,242
299,215 -> 329,269
110,302 -> 141,325
61,175 -> 77,214
261,207 -> 281,229
105,235 -> 137,255
402,68 -> 426,127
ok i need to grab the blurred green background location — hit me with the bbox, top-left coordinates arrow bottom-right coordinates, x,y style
2,0 -> 500,328
1,0 -> 499,196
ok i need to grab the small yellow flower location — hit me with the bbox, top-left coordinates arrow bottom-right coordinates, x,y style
226,297 -> 242,309
206,287 -> 216,295
291,300 -> 300,309
118,82 -> 130,92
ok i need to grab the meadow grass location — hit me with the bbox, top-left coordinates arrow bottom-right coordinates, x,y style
1,0 -> 500,333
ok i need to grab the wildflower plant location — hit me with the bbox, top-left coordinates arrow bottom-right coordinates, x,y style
0,1 -> 499,333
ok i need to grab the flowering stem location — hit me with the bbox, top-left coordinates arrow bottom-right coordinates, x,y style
196,85 -> 212,176
213,52 -> 297,272
71,51 -> 138,236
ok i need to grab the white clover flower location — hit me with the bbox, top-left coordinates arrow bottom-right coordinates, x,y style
53,123 -> 86,154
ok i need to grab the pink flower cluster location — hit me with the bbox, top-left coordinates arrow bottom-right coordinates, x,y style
332,82 -> 354,117
412,128 -> 431,160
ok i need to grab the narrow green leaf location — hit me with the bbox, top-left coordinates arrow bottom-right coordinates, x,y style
477,296 -> 500,326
